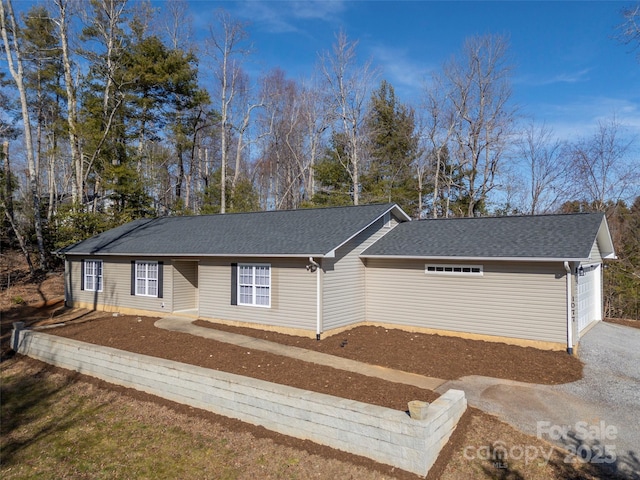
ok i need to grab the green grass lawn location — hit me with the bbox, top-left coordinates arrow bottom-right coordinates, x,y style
2,358 -> 392,480
1,360 -> 241,479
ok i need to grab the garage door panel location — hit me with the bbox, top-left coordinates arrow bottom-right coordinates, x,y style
577,264 -> 601,333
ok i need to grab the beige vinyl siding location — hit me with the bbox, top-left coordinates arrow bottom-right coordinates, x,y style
66,256 -> 171,312
198,257 -> 316,331
173,261 -> 198,311
323,215 -> 400,331
587,240 -> 603,264
365,259 -> 567,343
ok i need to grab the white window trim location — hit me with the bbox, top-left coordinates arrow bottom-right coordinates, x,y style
84,259 -> 103,292
425,264 -> 483,276
135,261 -> 159,297
238,263 -> 271,308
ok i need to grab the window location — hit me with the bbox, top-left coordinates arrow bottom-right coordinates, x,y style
425,264 -> 483,276
135,261 -> 159,296
83,260 -> 103,292
238,264 -> 271,307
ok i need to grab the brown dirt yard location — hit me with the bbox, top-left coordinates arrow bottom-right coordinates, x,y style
1,252 -> 622,479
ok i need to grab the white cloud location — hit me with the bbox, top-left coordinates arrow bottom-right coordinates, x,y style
233,0 -> 346,34
533,96 -> 640,140
368,44 -> 435,101
288,0 -> 346,21
515,68 -> 592,87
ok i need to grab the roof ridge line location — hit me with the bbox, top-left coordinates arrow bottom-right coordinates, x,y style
415,212 -> 603,222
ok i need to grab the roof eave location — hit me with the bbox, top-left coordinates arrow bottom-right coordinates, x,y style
360,254 -> 589,262
391,204 -> 412,222
63,252 -> 326,258
596,216 -> 616,260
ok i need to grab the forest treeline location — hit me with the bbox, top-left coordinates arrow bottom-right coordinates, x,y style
1,0 -> 639,318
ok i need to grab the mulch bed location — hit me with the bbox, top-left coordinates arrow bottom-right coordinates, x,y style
48,315 -> 438,411
195,320 -> 583,384
41,312 -> 584,421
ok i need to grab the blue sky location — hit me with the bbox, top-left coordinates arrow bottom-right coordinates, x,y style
186,0 -> 639,140
7,0 -> 639,141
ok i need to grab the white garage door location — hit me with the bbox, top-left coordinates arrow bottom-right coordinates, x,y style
577,264 -> 602,333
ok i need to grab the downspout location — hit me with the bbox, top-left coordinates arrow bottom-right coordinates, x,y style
309,257 -> 321,340
564,262 -> 573,355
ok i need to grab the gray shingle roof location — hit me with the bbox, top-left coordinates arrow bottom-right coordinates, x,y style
61,203 -> 402,257
361,213 -> 607,260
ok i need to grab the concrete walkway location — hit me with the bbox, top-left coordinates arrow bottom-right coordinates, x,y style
155,316 -> 446,391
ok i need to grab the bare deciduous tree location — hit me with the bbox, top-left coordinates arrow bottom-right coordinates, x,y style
254,71 -> 330,209
1,141 -> 34,275
443,34 -> 516,217
230,71 -> 265,207
516,121 -> 570,214
1,0 -> 48,269
420,73 -> 457,217
299,76 -> 331,200
616,3 -> 640,61
320,31 -> 377,205
51,0 -> 84,205
161,0 -> 193,51
569,117 -> 637,211
206,10 -> 250,214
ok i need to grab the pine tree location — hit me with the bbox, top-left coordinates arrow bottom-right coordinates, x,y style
312,132 -> 356,207
362,80 -> 418,215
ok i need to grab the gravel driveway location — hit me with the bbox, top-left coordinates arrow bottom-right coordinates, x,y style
437,321 -> 640,479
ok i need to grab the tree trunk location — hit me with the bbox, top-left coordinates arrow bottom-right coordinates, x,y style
54,0 -> 83,206
1,0 -> 48,270
3,141 -> 14,221
47,139 -> 57,221
3,142 -> 35,276
3,208 -> 35,277
432,150 -> 442,218
176,144 -> 184,201
221,123 -> 227,213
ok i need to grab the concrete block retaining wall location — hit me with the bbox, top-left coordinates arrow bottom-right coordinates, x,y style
11,327 -> 466,477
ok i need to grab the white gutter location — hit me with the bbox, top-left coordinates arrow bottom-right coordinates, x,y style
564,261 -> 573,355
64,253 -> 326,258
360,254 -> 590,262
309,257 -> 322,340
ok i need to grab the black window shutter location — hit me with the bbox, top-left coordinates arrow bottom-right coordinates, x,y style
131,261 -> 136,295
157,262 -> 164,298
81,259 -> 85,291
231,263 -> 238,305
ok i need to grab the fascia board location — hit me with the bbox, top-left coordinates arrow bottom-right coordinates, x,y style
63,252 -> 325,258
597,216 -> 617,259
359,254 -> 589,262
